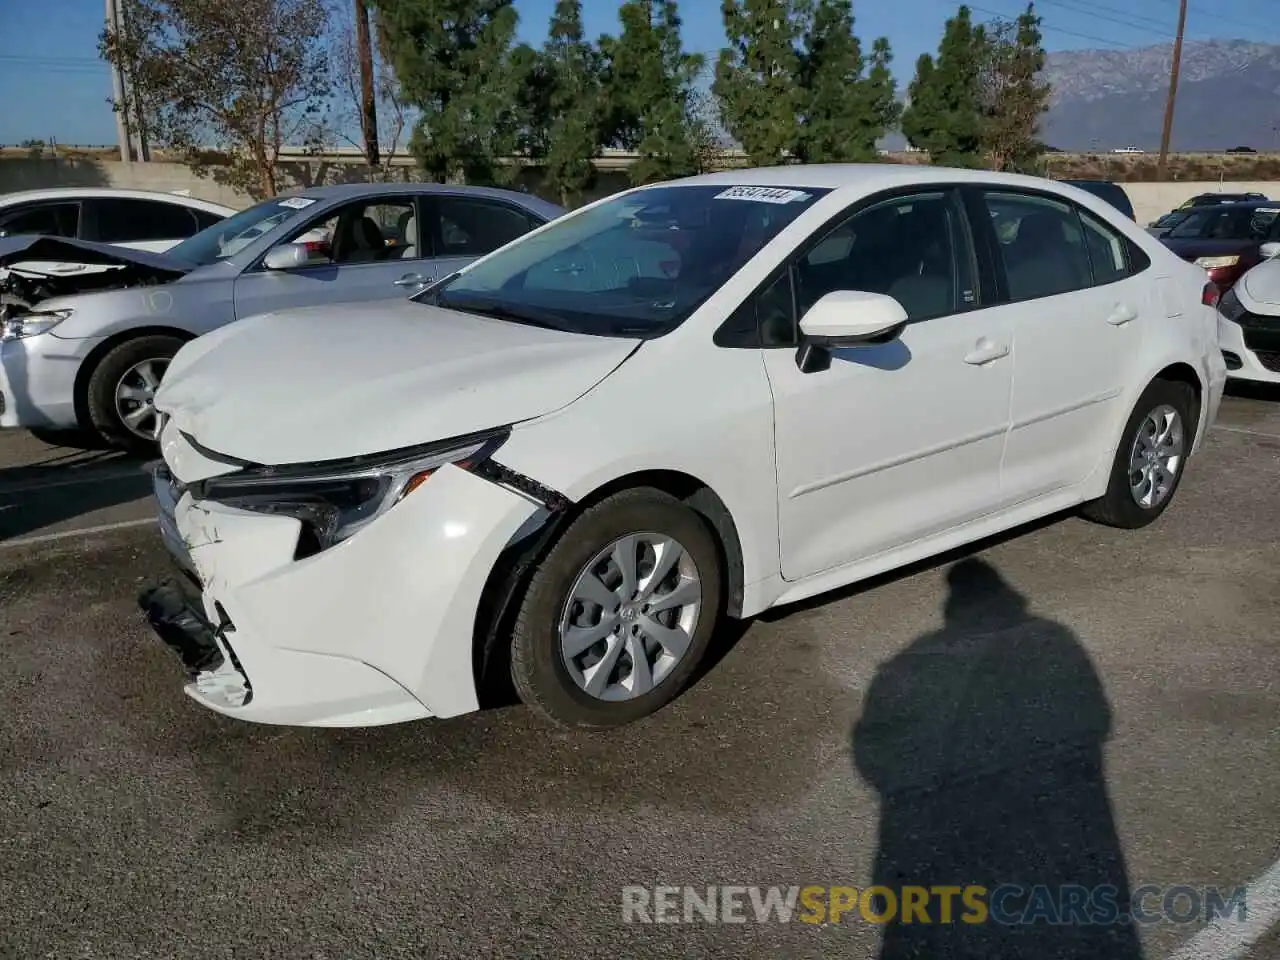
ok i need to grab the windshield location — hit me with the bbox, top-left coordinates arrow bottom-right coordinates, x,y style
419,184 -> 829,338
1167,205 -> 1280,241
167,195 -> 319,266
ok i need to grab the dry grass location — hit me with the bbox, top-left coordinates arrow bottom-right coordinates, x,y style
6,145 -> 1280,182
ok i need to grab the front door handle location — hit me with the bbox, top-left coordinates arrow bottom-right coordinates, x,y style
394,273 -> 430,288
1107,303 -> 1138,325
964,338 -> 1010,365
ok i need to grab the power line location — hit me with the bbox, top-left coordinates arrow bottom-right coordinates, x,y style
966,3 -> 1138,48
1033,0 -> 1178,39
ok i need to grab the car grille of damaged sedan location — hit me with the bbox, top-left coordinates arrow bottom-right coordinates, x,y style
138,580 -> 254,709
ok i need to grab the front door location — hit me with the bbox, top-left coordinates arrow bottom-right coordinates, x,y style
232,195 -> 433,317
763,188 -> 1015,582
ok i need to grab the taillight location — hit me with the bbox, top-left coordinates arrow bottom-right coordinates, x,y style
1202,281 -> 1220,307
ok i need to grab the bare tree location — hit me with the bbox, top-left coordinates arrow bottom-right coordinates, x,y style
100,0 -> 333,198
325,0 -> 409,181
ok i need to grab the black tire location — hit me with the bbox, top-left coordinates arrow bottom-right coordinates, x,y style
509,487 -> 724,729
85,335 -> 185,452
1081,378 -> 1197,529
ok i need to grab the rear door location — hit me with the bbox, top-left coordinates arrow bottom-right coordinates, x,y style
424,194 -> 546,279
972,187 -> 1151,504
232,194 -> 427,317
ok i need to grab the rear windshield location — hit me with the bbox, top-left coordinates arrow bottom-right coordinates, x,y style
1167,205 -> 1280,241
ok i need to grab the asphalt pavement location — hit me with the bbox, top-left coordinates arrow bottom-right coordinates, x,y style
1,393 -> 1278,959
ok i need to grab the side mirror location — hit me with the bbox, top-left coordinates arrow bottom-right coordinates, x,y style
262,243 -> 311,271
799,290 -> 909,346
1259,242 -> 1280,260
795,290 -> 909,374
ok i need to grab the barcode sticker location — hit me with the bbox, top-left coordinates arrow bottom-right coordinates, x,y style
713,186 -> 812,204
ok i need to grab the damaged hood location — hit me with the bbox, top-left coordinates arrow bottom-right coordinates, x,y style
0,234 -> 196,276
156,299 -> 641,465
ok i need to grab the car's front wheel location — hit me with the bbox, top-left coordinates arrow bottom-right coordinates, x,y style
85,334 -> 185,451
1081,378 -> 1196,529
509,488 -> 724,729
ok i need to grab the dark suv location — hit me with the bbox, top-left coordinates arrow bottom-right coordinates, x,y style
1061,180 -> 1135,220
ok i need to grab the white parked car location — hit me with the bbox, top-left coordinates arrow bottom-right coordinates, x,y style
1217,247 -> 1280,383
141,165 -> 1227,731
0,187 -> 235,301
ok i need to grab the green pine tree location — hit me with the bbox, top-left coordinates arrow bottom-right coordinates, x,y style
901,5 -> 986,168
980,3 -> 1051,173
541,0 -> 602,204
372,0 -> 524,184
796,0 -> 899,163
599,0 -> 704,185
713,0 -> 804,166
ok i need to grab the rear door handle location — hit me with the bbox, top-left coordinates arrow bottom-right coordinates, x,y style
964,338 -> 1010,365
1107,303 -> 1138,325
394,273 -> 429,287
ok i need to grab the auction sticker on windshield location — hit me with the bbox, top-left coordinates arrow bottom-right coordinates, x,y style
714,186 -> 812,204
278,197 -> 317,210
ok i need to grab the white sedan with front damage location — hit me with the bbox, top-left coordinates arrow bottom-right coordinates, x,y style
140,164 -> 1226,730
1217,248 -> 1280,383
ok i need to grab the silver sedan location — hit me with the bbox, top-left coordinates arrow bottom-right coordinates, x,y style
0,182 -> 564,449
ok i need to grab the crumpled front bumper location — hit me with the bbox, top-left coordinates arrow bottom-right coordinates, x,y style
141,454 -> 543,727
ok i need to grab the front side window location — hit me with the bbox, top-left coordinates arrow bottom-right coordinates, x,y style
984,191 -> 1093,301
794,191 -> 973,323
167,195 -> 318,265
422,184 -> 828,338
284,199 -> 418,265
0,202 -> 79,239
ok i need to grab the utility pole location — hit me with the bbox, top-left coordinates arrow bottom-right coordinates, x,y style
118,0 -> 150,160
1156,0 -> 1188,180
354,0 -> 380,168
105,0 -> 133,164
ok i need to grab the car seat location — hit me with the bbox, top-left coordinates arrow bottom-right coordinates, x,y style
333,215 -> 387,263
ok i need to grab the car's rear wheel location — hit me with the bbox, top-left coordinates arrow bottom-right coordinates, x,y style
85,335 -> 185,452
509,488 -> 723,729
1081,378 -> 1196,529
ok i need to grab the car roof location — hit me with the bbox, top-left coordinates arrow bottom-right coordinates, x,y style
279,181 -> 566,219
1184,199 -> 1278,210
653,163 -> 1127,204
0,186 -> 237,215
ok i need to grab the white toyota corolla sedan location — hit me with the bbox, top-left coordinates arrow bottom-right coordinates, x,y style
141,164 -> 1226,730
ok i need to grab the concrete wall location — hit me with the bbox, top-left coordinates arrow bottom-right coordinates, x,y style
0,156 -> 632,210
0,156 -> 1275,224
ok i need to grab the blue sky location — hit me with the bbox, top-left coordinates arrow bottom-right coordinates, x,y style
0,0 -> 1274,145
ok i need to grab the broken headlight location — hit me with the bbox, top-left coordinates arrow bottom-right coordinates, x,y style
195,428 -> 510,554
0,308 -> 72,342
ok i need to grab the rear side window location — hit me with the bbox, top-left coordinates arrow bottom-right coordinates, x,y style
433,197 -> 537,258
983,191 -> 1093,301
1079,209 -> 1133,285
193,209 -> 227,230
0,202 -> 79,239
90,198 -> 201,242
1168,206 -> 1280,241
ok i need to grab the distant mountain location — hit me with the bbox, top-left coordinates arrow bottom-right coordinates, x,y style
1040,39 -> 1280,152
